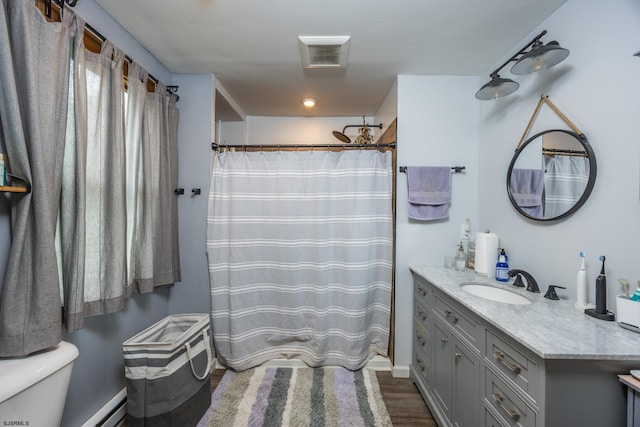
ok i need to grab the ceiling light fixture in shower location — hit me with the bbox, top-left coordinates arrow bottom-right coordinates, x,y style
302,97 -> 316,108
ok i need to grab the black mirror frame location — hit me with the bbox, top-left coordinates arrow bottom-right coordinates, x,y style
506,129 -> 597,222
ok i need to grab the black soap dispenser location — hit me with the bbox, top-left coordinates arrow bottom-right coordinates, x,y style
585,256 -> 615,321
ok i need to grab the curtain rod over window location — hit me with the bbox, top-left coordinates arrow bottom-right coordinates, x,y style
212,143 -> 396,151
47,0 -> 178,98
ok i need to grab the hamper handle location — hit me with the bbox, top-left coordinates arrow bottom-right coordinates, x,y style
185,329 -> 212,381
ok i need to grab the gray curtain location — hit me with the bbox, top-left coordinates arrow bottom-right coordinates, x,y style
543,155 -> 589,219
60,27 -> 128,331
134,84 -> 181,292
206,149 -> 393,371
0,0 -> 72,356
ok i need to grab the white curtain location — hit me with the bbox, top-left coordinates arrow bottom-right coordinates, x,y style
0,0 -> 72,356
543,155 -> 589,219
59,21 -> 181,331
60,26 -> 128,331
206,149 -> 393,371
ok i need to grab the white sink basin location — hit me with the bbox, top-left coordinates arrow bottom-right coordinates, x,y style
461,284 -> 531,305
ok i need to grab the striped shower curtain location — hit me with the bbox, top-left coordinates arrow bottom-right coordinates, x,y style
543,155 -> 589,218
206,149 -> 393,371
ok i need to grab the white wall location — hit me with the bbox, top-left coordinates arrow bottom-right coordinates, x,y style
478,0 -> 640,311
374,80 -> 398,139
395,75 -> 480,370
246,116 -> 377,145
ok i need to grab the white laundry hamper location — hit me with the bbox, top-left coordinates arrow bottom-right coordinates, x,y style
123,314 -> 212,426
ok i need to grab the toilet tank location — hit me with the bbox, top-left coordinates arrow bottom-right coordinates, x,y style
0,341 -> 79,427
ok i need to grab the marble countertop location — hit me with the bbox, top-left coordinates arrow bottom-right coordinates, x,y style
410,265 -> 640,361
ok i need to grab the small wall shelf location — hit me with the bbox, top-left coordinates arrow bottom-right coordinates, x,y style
0,185 -> 29,193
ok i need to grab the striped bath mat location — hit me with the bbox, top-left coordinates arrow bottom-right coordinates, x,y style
198,366 -> 392,426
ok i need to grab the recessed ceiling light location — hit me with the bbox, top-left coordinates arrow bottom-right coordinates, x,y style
302,97 -> 316,108
298,36 -> 351,69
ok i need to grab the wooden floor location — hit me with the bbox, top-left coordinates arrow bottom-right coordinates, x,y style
209,369 -> 436,426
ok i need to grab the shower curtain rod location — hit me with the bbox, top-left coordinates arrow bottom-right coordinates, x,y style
212,143 -> 396,151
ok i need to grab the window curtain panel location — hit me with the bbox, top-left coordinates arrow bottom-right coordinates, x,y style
134,84 -> 181,292
0,0 -> 72,356
124,62 -> 148,288
60,26 -> 128,331
206,149 -> 393,371
543,155 -> 589,219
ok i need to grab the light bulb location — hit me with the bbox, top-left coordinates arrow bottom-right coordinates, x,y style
302,98 -> 316,108
533,57 -> 544,72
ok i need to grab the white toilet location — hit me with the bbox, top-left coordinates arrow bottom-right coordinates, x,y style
0,341 -> 79,427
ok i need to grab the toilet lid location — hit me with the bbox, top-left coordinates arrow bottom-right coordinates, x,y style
0,341 -> 78,402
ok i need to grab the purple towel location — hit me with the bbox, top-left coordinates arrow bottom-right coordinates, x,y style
406,166 -> 451,221
510,168 -> 544,218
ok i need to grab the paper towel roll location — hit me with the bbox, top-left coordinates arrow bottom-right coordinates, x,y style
474,232 -> 499,278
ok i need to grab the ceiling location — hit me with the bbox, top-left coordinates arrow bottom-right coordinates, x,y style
95,0 -> 568,118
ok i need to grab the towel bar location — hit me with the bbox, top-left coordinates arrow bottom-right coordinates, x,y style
399,166 -> 465,173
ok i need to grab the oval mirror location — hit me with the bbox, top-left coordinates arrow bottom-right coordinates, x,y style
506,129 -> 596,221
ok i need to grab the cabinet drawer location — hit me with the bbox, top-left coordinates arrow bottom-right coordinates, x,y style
413,349 -> 430,383
485,406 -> 509,427
484,368 -> 537,427
486,331 -> 539,403
434,293 -> 480,352
414,319 -> 430,354
415,277 -> 432,307
414,298 -> 430,328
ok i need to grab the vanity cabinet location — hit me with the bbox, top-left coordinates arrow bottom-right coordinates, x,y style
412,274 -> 538,427
410,270 -> 640,427
413,275 -> 482,427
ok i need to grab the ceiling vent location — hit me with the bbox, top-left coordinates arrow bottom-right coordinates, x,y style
298,36 -> 351,68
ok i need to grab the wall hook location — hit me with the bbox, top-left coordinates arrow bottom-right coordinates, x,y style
192,188 -> 201,195
174,188 -> 184,195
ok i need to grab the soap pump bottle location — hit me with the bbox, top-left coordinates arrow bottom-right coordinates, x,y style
585,255 -> 615,321
455,242 -> 466,271
495,249 -> 509,282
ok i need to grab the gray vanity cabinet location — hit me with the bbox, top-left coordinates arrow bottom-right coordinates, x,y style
412,274 -> 535,427
413,275 -> 481,427
411,266 -> 640,427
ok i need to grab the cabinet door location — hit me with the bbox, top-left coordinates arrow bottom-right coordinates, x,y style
452,341 -> 480,427
432,319 -> 452,419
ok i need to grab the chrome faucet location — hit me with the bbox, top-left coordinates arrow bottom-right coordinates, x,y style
508,269 -> 540,293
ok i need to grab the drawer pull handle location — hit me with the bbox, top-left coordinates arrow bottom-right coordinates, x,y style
444,310 -> 459,324
440,337 -> 448,343
494,351 -> 522,374
493,393 -> 521,421
416,357 -> 426,372
454,352 -> 462,360
416,334 -> 426,347
417,310 -> 427,321
418,286 -> 427,296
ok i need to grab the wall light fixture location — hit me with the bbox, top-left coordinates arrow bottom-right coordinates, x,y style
475,30 -> 569,101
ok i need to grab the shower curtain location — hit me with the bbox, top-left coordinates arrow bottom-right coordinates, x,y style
543,155 -> 589,218
206,149 -> 393,371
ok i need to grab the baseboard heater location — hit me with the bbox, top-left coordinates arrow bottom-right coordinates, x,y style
81,388 -> 127,427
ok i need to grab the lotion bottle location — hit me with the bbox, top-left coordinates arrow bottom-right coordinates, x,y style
576,251 -> 588,309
